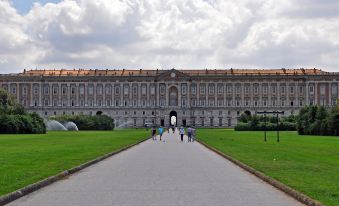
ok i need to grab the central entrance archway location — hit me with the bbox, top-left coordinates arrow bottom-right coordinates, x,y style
169,111 -> 177,126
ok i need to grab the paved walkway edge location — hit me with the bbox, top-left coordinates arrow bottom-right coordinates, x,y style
197,140 -> 324,206
0,137 -> 150,206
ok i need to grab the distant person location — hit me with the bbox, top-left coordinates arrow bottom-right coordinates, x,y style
179,126 -> 185,142
187,126 -> 192,142
158,126 -> 164,141
167,126 -> 170,133
192,127 -> 196,142
151,126 -> 157,141
172,125 -> 175,133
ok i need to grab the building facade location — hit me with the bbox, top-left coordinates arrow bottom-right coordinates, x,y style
0,68 -> 338,127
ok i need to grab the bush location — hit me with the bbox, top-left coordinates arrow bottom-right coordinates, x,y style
235,121 -> 296,131
0,113 -> 46,134
235,111 -> 296,131
0,88 -> 46,134
51,114 -> 114,130
296,105 -> 339,136
234,122 -> 252,131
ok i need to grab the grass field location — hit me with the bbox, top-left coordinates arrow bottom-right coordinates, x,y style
198,129 -> 339,206
0,129 -> 149,196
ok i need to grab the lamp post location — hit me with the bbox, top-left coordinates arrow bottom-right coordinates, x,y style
256,111 -> 284,142
264,112 -> 267,142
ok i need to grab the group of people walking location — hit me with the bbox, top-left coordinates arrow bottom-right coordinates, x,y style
179,126 -> 196,142
151,125 -> 196,142
151,126 -> 165,141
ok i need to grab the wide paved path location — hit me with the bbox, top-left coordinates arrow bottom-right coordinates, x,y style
8,130 -> 303,206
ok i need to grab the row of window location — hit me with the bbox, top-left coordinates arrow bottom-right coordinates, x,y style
3,84 -> 339,97
33,98 -> 306,108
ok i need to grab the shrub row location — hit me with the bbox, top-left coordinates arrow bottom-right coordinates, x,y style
235,122 -> 296,131
51,114 -> 114,130
0,88 -> 46,134
235,113 -> 296,131
0,113 -> 46,134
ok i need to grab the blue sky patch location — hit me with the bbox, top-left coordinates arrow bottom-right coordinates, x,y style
11,0 -> 62,14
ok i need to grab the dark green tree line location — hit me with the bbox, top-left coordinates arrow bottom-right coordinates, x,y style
297,105 -> 339,136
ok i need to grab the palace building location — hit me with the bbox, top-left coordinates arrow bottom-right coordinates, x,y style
0,68 -> 338,127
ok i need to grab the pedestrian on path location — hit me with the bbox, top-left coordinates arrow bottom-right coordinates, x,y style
151,126 -> 157,141
187,126 -> 192,142
179,126 -> 185,142
158,126 -> 164,141
172,126 -> 175,133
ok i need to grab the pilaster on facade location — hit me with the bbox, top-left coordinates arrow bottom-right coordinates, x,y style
120,83 -> 123,107
156,83 -> 160,107
39,82 -> 42,107
315,82 -> 318,105
146,82 -> 150,107
84,82 -> 88,107
30,83 -> 33,107
196,82 -> 200,106
58,83 -> 62,107
93,83 -> 97,107
328,82 -> 331,105
214,83 -> 217,108
67,83 -> 71,107
137,83 -> 141,107
49,83 -> 52,107
178,83 -> 182,107
76,83 -> 79,107
305,82 -> 309,105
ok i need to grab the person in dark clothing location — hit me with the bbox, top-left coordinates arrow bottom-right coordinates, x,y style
179,126 -> 185,142
151,126 -> 157,141
187,126 -> 192,142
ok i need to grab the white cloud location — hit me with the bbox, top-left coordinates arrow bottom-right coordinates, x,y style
0,0 -> 339,73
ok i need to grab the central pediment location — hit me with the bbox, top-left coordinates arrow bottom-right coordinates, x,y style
156,68 -> 191,81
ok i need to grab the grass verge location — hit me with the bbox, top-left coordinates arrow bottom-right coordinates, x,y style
0,129 -> 149,196
198,129 -> 339,206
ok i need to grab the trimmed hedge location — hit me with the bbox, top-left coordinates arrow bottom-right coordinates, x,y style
51,114 -> 114,130
235,122 -> 296,131
235,113 -> 296,131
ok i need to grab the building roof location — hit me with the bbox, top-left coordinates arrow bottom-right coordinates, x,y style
19,68 -> 327,77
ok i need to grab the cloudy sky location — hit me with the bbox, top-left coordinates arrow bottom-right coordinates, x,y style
1,0 -> 339,73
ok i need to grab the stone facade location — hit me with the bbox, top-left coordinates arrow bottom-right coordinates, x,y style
0,68 -> 338,127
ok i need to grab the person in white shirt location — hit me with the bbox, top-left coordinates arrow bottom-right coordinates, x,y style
179,126 -> 185,142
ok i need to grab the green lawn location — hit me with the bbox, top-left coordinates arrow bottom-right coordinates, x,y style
0,129 -> 149,196
198,129 -> 339,206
